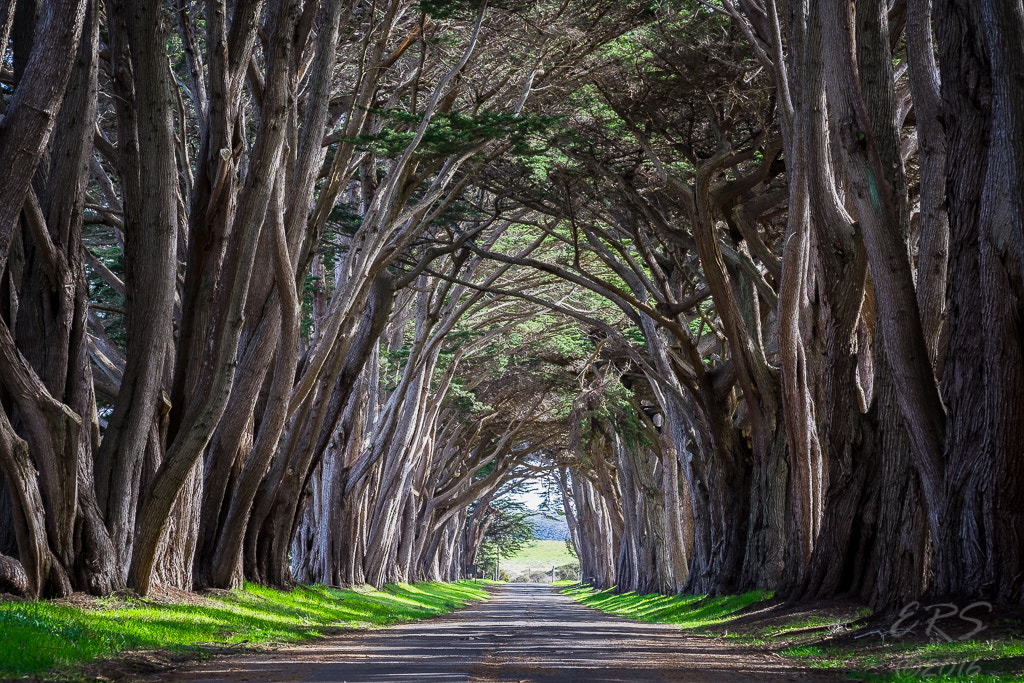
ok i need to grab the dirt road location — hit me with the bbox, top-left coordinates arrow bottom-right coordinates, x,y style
153,583 -> 836,682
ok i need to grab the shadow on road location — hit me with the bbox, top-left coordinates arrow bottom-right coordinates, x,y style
156,583 -> 833,682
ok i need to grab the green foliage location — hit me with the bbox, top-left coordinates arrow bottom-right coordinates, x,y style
326,201 -> 363,237
477,499 -> 536,576
84,244 -> 127,349
489,314 -> 595,366
300,271 -> 324,341
416,0 -> 483,19
622,324 -> 647,347
0,581 -> 488,679
447,377 -> 492,414
342,110 -> 561,161
380,346 -> 413,390
577,380 -> 651,456
416,0 -> 531,20
547,325 -> 594,358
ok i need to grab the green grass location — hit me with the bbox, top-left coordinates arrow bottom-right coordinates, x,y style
770,620 -> 1024,681
562,585 -> 1024,681
563,584 -> 772,629
0,580 -> 489,679
837,637 -> 1024,682
502,540 -> 577,578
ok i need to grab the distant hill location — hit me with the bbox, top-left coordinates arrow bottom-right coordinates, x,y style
528,513 -> 569,541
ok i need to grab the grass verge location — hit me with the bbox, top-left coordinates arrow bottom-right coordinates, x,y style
0,580 -> 489,680
562,585 -> 1024,681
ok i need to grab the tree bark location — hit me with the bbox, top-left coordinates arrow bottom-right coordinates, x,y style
0,0 -> 87,263
822,0 -> 946,546
935,0 -> 1024,600
95,0 -> 180,576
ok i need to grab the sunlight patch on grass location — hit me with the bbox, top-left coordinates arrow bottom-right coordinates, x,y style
562,584 -> 772,629
0,580 -> 489,679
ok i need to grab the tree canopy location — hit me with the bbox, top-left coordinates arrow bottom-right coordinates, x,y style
0,0 -> 1021,616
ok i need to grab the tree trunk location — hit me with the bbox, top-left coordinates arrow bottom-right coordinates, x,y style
0,0 -> 87,263
95,0 -> 180,576
935,0 -> 1024,600
822,0 -> 946,544
907,0 -> 950,369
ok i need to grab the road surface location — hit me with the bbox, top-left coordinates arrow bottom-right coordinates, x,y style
152,583 -> 834,682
